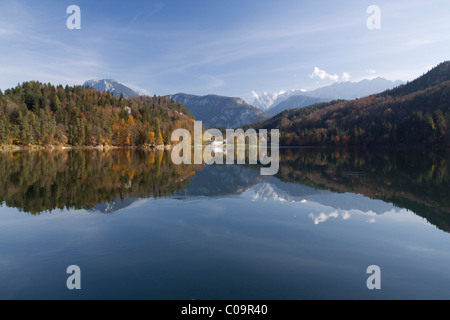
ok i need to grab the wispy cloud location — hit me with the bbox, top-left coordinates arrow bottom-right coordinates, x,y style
0,28 -> 16,36
129,2 -> 165,26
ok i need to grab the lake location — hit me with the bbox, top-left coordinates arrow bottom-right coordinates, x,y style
0,148 -> 449,300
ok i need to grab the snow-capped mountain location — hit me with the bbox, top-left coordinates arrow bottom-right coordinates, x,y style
252,91 -> 284,110
251,92 -> 273,111
91,198 -> 142,214
269,90 -> 309,108
83,79 -> 146,98
252,90 -> 301,111
252,78 -> 404,113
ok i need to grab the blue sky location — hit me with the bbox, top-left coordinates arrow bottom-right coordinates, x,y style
0,0 -> 449,101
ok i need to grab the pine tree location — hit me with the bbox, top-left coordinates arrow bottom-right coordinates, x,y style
50,91 -> 61,112
0,115 -> 10,145
20,112 -> 34,145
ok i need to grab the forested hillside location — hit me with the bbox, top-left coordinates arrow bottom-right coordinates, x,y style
0,81 -> 194,147
251,62 -> 450,147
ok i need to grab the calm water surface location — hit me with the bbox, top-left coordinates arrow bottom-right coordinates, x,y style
0,148 -> 449,299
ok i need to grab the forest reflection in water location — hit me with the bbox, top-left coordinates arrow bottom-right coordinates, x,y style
0,148 -> 448,232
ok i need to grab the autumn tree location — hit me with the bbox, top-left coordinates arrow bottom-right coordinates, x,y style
0,81 -> 194,147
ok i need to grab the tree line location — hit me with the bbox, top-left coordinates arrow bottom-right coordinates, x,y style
0,81 -> 195,147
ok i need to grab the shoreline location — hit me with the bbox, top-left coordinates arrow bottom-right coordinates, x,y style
0,145 -> 173,152
1,144 -> 448,152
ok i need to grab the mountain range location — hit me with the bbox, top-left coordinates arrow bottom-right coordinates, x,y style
253,90 -> 301,111
266,95 -> 329,116
83,80 -> 270,128
82,77 -> 405,128
250,61 -> 450,147
167,93 -> 270,128
252,78 -> 405,115
306,77 -> 405,100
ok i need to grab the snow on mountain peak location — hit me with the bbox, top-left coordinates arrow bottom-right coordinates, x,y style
251,78 -> 403,112
83,79 -> 147,98
252,89 -> 300,111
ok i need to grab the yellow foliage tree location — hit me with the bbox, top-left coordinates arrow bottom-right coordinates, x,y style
148,132 -> 156,145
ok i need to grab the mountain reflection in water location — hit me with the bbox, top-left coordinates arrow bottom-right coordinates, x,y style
0,148 -> 449,232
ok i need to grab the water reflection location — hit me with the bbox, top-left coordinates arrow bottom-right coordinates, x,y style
0,150 -> 200,214
276,148 -> 450,232
1,148 -> 450,300
0,148 -> 449,232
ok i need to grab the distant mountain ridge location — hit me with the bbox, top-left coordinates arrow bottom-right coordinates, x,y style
307,77 -> 405,100
83,79 -> 143,98
252,78 -> 404,114
82,81 -> 270,128
267,95 -> 328,116
249,61 -> 450,147
168,93 -> 270,128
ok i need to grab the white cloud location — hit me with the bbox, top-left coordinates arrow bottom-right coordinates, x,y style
309,67 -> 352,82
309,67 -> 339,82
367,218 -> 376,224
308,208 -> 380,225
342,212 -> 351,220
309,210 -> 351,225
342,72 -> 351,82
366,69 -> 376,74
309,211 -> 339,225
